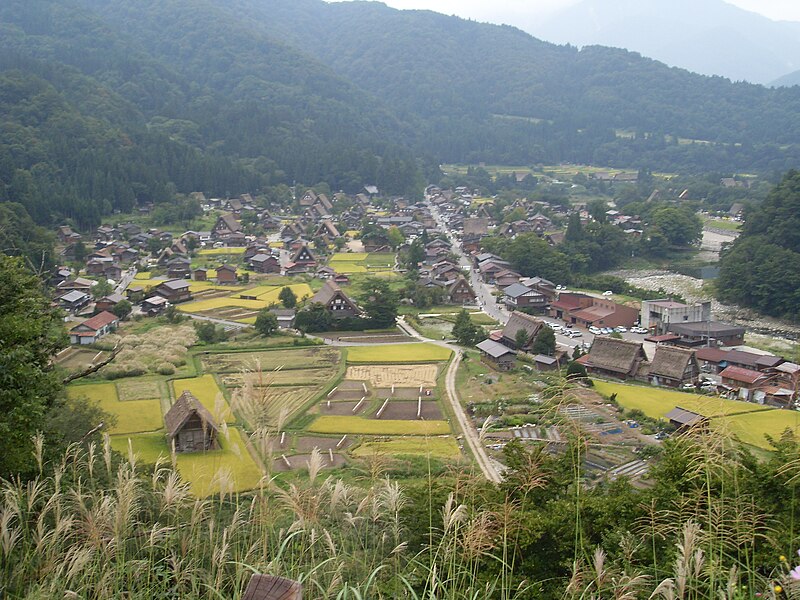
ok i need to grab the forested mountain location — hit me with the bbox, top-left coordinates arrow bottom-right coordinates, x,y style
529,0 -> 800,85
717,171 -> 800,320
3,0 -> 800,227
772,69 -> 800,88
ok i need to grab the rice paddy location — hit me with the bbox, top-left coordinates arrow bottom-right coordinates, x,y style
346,343 -> 452,364
67,382 -> 163,434
715,410 -> 800,450
196,247 -> 247,256
593,380 -> 773,419
353,436 -> 462,458
307,416 -> 451,435
328,252 -> 395,274
345,364 -> 439,387
171,374 -> 235,424
201,348 -> 340,373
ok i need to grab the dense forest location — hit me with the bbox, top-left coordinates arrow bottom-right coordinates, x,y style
2,0 -> 800,227
717,170 -> 800,319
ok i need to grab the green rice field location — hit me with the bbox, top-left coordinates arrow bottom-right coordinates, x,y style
346,343 -> 452,364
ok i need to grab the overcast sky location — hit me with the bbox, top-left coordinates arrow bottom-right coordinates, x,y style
328,0 -> 800,23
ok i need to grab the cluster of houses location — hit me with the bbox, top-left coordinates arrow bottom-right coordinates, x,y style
476,311 -> 564,372
575,336 -> 798,407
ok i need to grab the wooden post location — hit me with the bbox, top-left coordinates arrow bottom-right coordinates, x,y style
336,435 -> 347,449
281,455 -> 291,469
417,396 -> 422,419
280,431 -> 286,447
326,399 -> 331,409
242,573 -> 302,600
362,382 -> 368,393
391,384 -> 395,395
329,448 -> 334,463
376,398 -> 389,419
328,386 -> 338,398
352,396 -> 366,413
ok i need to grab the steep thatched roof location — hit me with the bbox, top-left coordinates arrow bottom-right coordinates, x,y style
501,311 -> 543,349
165,391 -> 218,439
649,346 -> 697,380
242,574 -> 302,600
585,337 -> 646,375
310,280 -> 359,312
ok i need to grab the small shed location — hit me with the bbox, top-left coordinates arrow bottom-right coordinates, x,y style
165,391 -> 219,453
665,407 -> 709,433
477,339 -> 517,371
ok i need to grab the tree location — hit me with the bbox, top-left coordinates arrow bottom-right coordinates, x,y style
73,240 -> 87,263
515,328 -> 529,350
254,309 -> 279,336
648,206 -> 702,247
531,326 -> 556,356
279,286 -> 297,309
0,256 -> 66,477
294,303 -> 332,333
452,309 -> 482,346
566,360 -> 588,379
361,277 -> 398,328
91,278 -> 113,299
111,299 -> 132,320
194,321 -> 228,343
386,226 -> 405,250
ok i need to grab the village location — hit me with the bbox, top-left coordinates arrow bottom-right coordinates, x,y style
50,177 -> 800,494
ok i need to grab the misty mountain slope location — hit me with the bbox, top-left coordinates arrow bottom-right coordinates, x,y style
530,0 -> 800,84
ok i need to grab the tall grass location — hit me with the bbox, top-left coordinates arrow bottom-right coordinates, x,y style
5,377 -> 800,598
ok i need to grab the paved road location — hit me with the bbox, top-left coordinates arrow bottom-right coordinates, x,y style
186,313 -> 253,331
114,267 -> 137,295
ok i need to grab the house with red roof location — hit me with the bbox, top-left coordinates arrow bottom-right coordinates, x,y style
720,365 -> 771,402
69,311 -> 119,345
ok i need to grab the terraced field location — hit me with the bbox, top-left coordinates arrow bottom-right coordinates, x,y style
345,364 -> 439,387
346,343 -> 451,364
221,368 -> 335,387
232,386 -> 321,428
171,374 -> 235,424
201,347 -> 340,373
353,437 -> 461,458
308,416 -> 450,435
67,382 -> 163,435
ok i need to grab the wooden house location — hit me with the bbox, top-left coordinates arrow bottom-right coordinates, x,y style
193,268 -> 208,281
250,253 -> 281,274
500,311 -> 544,351
154,279 -> 192,303
290,244 -> 317,267
165,391 -> 219,453
476,339 -> 517,371
216,264 -> 238,284
583,337 -> 648,380
309,280 -> 360,319
648,346 -> 699,388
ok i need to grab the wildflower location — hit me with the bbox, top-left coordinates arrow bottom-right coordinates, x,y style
790,565 -> 800,580
781,555 -> 787,562
775,585 -> 783,594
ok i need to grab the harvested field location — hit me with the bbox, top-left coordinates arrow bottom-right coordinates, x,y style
116,378 -> 164,401
338,380 -> 367,391
346,343 -> 451,364
375,387 -> 436,399
329,252 -> 368,261
231,385 -> 320,428
295,435 -> 353,452
353,437 -> 461,459
346,364 -> 439,387
55,347 -> 110,372
171,375 -> 235,424
221,368 -> 335,387
272,453 -> 346,472
201,347 -> 340,373
196,247 -> 246,256
338,334 -> 412,344
326,387 -> 368,401
177,297 -> 267,312
317,401 -> 368,415
308,416 -> 450,435
373,401 -> 443,420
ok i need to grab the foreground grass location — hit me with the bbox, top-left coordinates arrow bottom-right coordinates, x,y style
346,343 -> 452,363
308,416 -> 451,435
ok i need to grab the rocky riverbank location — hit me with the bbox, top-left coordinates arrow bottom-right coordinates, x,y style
608,268 -> 800,341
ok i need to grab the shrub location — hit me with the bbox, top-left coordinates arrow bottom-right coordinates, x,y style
157,363 -> 176,375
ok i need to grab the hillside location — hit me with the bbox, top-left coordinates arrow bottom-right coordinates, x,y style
773,69 -> 800,88
529,0 -> 800,85
3,0 -> 800,226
